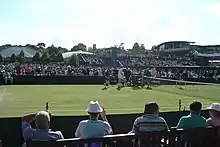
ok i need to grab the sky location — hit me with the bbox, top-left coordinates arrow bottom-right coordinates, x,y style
0,0 -> 220,49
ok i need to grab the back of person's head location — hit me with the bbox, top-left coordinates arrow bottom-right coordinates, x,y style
35,111 -> 50,130
190,101 -> 202,114
144,102 -> 159,114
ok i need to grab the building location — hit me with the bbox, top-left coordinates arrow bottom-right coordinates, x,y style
155,41 -> 195,52
0,46 -> 41,58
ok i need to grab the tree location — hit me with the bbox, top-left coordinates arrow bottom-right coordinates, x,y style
41,52 -> 51,62
151,45 -> 157,50
4,44 -> 12,48
88,47 -> 93,52
71,43 -> 87,51
10,53 -> 17,62
32,52 -> 41,62
58,46 -> 68,53
50,52 -> 57,62
140,44 -> 146,50
17,50 -> 25,62
37,43 -> 46,48
56,53 -> 64,62
69,55 -> 78,66
0,54 -> 3,62
131,42 -> 141,54
47,45 -> 59,55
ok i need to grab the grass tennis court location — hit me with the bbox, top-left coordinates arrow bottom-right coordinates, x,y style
0,84 -> 219,117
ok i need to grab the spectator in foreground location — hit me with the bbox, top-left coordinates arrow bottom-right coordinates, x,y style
22,111 -> 64,141
177,101 -> 207,129
75,101 -> 113,138
130,102 -> 169,133
207,103 -> 220,127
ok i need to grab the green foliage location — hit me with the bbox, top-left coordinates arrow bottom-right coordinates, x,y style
32,52 -> 41,62
50,52 -> 57,62
140,44 -> 146,50
10,53 -> 17,62
131,42 -> 141,54
37,42 -> 46,48
56,53 -> 64,62
17,50 -> 25,62
69,54 -> 77,66
71,43 -> 87,51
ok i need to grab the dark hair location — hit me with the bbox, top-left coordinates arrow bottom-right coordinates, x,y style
144,102 -> 159,114
190,101 -> 202,112
88,112 -> 99,117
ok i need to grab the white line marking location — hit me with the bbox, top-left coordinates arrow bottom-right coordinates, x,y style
0,87 -> 7,102
57,107 -> 175,112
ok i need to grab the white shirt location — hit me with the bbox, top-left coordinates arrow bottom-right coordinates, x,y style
75,120 -> 112,139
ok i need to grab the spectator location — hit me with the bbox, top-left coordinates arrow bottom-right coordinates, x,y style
3,70 -> 13,85
22,111 -> 64,141
207,103 -> 220,127
130,102 -> 168,133
177,101 -> 207,129
75,101 -> 113,138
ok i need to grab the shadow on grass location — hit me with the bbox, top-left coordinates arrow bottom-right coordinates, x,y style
101,87 -> 109,90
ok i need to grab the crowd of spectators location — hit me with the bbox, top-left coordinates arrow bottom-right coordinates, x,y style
21,101 -> 220,144
1,62 -> 220,83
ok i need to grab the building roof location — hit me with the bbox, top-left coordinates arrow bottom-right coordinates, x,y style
0,46 -> 40,57
156,41 -> 195,48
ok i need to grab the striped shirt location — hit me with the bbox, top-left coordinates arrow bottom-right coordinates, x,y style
132,114 -> 169,133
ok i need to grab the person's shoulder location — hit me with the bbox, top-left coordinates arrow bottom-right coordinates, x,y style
79,120 -> 89,124
50,131 -> 64,139
134,116 -> 144,122
158,117 -> 167,123
180,115 -> 189,120
102,121 -> 111,126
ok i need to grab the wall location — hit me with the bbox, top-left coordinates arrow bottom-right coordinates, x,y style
1,75 -> 220,85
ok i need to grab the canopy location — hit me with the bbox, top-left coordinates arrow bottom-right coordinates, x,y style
62,50 -> 93,58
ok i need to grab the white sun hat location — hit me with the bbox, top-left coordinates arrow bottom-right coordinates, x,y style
207,103 -> 220,112
86,101 -> 103,113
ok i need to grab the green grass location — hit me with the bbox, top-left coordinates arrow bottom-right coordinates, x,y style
0,84 -> 219,117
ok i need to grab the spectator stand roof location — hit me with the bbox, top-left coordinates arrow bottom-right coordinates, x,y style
156,41 -> 195,48
0,46 -> 41,57
62,50 -> 94,58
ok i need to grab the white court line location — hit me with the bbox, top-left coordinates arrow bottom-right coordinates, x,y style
0,87 -> 7,102
57,107 -> 175,112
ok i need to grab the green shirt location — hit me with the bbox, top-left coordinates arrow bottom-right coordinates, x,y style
177,114 -> 207,130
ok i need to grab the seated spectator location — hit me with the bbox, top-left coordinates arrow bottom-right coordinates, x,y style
130,102 -> 168,133
207,103 -> 220,127
22,111 -> 64,141
177,101 -> 207,129
75,101 -> 113,138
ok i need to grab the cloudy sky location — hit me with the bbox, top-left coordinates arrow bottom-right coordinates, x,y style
0,0 -> 220,49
